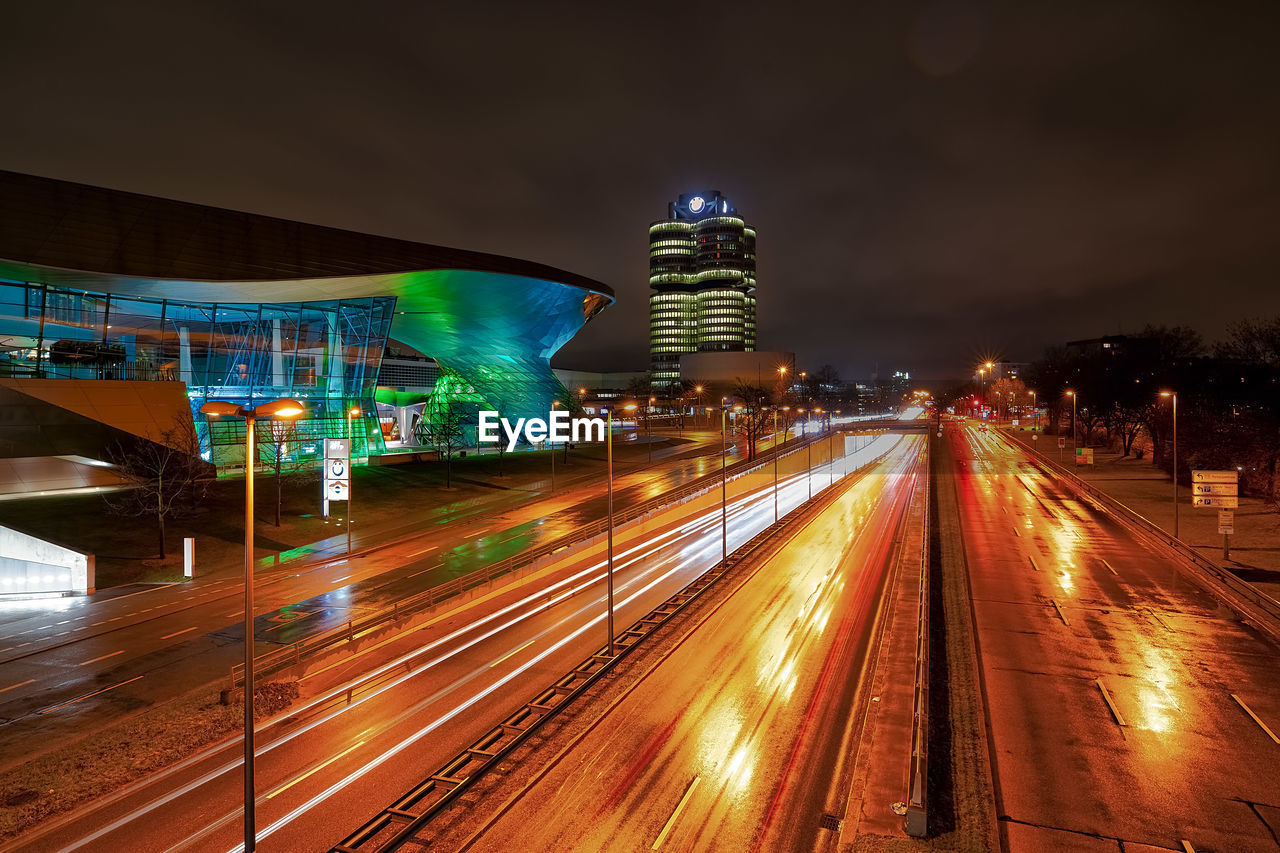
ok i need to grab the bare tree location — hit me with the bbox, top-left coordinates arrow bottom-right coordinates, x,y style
106,415 -> 210,559
731,379 -> 774,461
259,419 -> 312,526
415,399 -> 470,488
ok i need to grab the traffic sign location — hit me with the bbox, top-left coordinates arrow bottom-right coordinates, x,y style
1193,483 -> 1238,497
324,438 -> 351,514
1219,510 -> 1235,535
1057,436 -> 1065,449
1193,495 -> 1238,508
1193,470 -> 1237,484
1075,447 -> 1094,465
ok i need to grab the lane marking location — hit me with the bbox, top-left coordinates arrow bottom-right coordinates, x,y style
1182,842 -> 1198,853
0,678 -> 34,695
489,639 -> 535,668
80,649 -> 125,666
1096,678 -> 1126,727
267,739 -> 366,799
161,626 -> 199,640
652,775 -> 700,850
38,675 -> 144,715
1101,559 -> 1117,576
1231,694 -> 1280,744
1051,599 -> 1070,626
1012,526 -> 1020,538
407,546 -> 438,558
1028,556 -> 1039,572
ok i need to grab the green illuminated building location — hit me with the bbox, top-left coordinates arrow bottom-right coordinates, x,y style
0,170 -> 613,470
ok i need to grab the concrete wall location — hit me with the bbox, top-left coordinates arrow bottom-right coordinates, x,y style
0,523 -> 94,595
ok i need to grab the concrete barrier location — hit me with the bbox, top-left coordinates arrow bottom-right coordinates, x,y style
0,523 -> 95,595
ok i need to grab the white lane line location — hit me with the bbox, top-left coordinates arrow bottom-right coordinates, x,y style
1181,841 -> 1197,853
161,626 -> 199,640
1231,694 -> 1280,744
1012,526 -> 1020,538
1051,599 -> 1069,626
266,739 -> 366,799
652,775 -> 700,850
0,679 -> 34,695
80,649 -> 125,666
1101,559 -> 1118,575
1096,678 -> 1126,727
1028,556 -> 1039,572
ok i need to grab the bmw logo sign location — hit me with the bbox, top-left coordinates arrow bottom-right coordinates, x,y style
688,196 -> 705,214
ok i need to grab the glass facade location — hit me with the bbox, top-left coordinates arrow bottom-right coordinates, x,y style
0,279 -> 393,468
648,191 -> 757,387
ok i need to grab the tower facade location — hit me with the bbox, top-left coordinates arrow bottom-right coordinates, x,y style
648,190 -> 756,386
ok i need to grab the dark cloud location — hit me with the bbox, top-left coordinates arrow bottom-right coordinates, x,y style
3,0 -> 1278,379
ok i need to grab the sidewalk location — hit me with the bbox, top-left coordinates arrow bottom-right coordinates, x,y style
1006,428 -> 1280,604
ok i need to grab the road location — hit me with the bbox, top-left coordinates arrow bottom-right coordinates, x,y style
945,421 -> 1280,852
0,427 -> 748,763
10,430 -> 908,852
451,437 -> 926,853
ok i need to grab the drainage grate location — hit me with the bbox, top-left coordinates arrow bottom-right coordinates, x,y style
819,813 -> 843,832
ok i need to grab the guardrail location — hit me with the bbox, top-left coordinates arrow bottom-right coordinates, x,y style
999,430 -> 1280,642
230,430 -> 871,688
904,439 -> 931,837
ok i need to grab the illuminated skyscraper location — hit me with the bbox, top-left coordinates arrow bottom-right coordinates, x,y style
648,191 -> 756,386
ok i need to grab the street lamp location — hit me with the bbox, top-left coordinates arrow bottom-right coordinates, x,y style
1065,390 -> 1077,455
199,397 -> 303,853
346,406 -> 359,554
1161,391 -> 1178,539
606,408 -> 615,655
550,400 -> 559,492
1030,389 -> 1037,430
772,407 -> 779,523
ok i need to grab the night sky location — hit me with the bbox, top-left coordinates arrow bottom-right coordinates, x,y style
4,2 -> 1278,380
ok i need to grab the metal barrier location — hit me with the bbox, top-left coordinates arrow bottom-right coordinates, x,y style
999,430 -> 1280,641
231,432 -> 853,688
905,440 -> 931,837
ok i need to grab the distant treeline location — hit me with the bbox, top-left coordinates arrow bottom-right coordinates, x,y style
956,319 -> 1279,500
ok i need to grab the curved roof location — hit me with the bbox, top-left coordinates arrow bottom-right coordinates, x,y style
0,169 -> 612,298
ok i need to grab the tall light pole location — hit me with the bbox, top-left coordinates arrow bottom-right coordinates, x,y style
605,409 -> 616,655
771,407 -> 779,523
200,397 -> 304,853
550,400 -> 559,492
721,406 -> 730,566
798,407 -> 811,499
1030,389 -> 1038,430
346,405 -> 359,554
1066,390 -> 1077,455
1161,391 -> 1179,539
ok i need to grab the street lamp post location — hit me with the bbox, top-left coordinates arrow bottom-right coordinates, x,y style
346,406 -> 359,554
550,400 -> 558,493
606,409 -> 615,655
1161,391 -> 1179,539
772,407 -> 779,523
1066,390 -> 1077,455
720,406 -> 729,566
199,397 -> 303,853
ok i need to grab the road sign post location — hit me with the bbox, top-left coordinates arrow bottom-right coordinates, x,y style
323,438 -> 350,518
1219,509 -> 1235,560
1193,470 -> 1239,558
